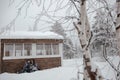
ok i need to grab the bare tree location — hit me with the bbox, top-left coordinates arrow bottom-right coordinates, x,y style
91,6 -> 120,80
50,21 -> 75,59
73,0 -> 99,79
90,1 -> 120,80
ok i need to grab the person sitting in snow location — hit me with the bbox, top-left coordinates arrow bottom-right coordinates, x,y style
30,59 -> 39,72
22,60 -> 32,73
18,59 -> 39,73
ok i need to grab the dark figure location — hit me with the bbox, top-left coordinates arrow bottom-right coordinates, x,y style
22,60 -> 32,73
30,59 -> 39,72
18,59 -> 39,73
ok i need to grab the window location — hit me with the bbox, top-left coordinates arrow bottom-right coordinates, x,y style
15,44 -> 23,56
3,42 -> 61,60
36,44 -> 44,55
24,44 -> 32,56
52,44 -> 59,55
4,43 -> 14,57
45,44 -> 52,55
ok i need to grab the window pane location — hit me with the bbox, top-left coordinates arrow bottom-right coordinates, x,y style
53,44 -> 59,55
45,44 -> 52,55
36,44 -> 43,55
24,44 -> 32,56
5,43 -> 14,57
15,44 -> 23,56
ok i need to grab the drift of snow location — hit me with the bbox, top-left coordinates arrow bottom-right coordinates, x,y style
0,57 -> 120,80
0,31 -> 64,39
0,59 -> 83,80
91,56 -> 120,80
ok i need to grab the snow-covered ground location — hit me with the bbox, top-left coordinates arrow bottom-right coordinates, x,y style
0,59 -> 83,80
92,56 -> 120,80
0,56 -> 120,80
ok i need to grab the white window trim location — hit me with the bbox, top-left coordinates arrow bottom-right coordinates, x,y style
3,43 -> 62,60
59,43 -> 63,65
4,43 -> 5,57
43,43 -> 46,55
4,43 -> 15,57
3,55 -> 61,60
13,43 -> 15,57
59,43 -> 63,57
32,43 -> 36,56
22,43 -> 24,56
51,43 -> 53,55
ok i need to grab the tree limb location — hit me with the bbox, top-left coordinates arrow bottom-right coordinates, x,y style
70,0 -> 81,16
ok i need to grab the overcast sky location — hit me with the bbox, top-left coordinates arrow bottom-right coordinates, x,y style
0,0 -> 116,32
0,0 -> 75,31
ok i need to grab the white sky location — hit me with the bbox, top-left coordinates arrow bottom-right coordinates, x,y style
0,0 -> 116,30
0,0 -> 75,31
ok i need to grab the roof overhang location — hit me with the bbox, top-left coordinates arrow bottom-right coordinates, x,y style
0,31 -> 64,40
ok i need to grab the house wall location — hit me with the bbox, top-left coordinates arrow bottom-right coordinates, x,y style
3,57 -> 61,73
1,39 -> 63,73
1,39 -> 63,44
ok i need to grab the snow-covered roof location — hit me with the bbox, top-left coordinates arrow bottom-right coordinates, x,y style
0,31 -> 64,39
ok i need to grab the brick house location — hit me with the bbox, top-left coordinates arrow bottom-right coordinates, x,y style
0,31 -> 63,73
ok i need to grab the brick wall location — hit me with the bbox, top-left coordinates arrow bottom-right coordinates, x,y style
1,39 -> 63,44
1,39 -> 62,73
3,57 -> 61,73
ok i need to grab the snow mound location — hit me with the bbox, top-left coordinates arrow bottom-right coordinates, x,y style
0,59 -> 83,80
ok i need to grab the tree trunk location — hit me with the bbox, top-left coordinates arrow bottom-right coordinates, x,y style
79,0 -> 97,80
116,0 -> 120,56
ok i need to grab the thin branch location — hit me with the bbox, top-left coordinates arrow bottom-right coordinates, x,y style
103,45 -> 120,73
24,0 -> 32,18
70,0 -> 81,16
73,22 -> 81,34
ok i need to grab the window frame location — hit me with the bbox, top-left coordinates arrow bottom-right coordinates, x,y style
4,43 -> 14,57
3,42 -> 62,60
15,43 -> 23,57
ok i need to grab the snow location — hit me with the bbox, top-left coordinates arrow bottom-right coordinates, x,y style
0,31 -> 64,39
0,68 -> 77,80
91,56 -> 120,80
0,59 -> 83,80
0,57 -> 120,80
